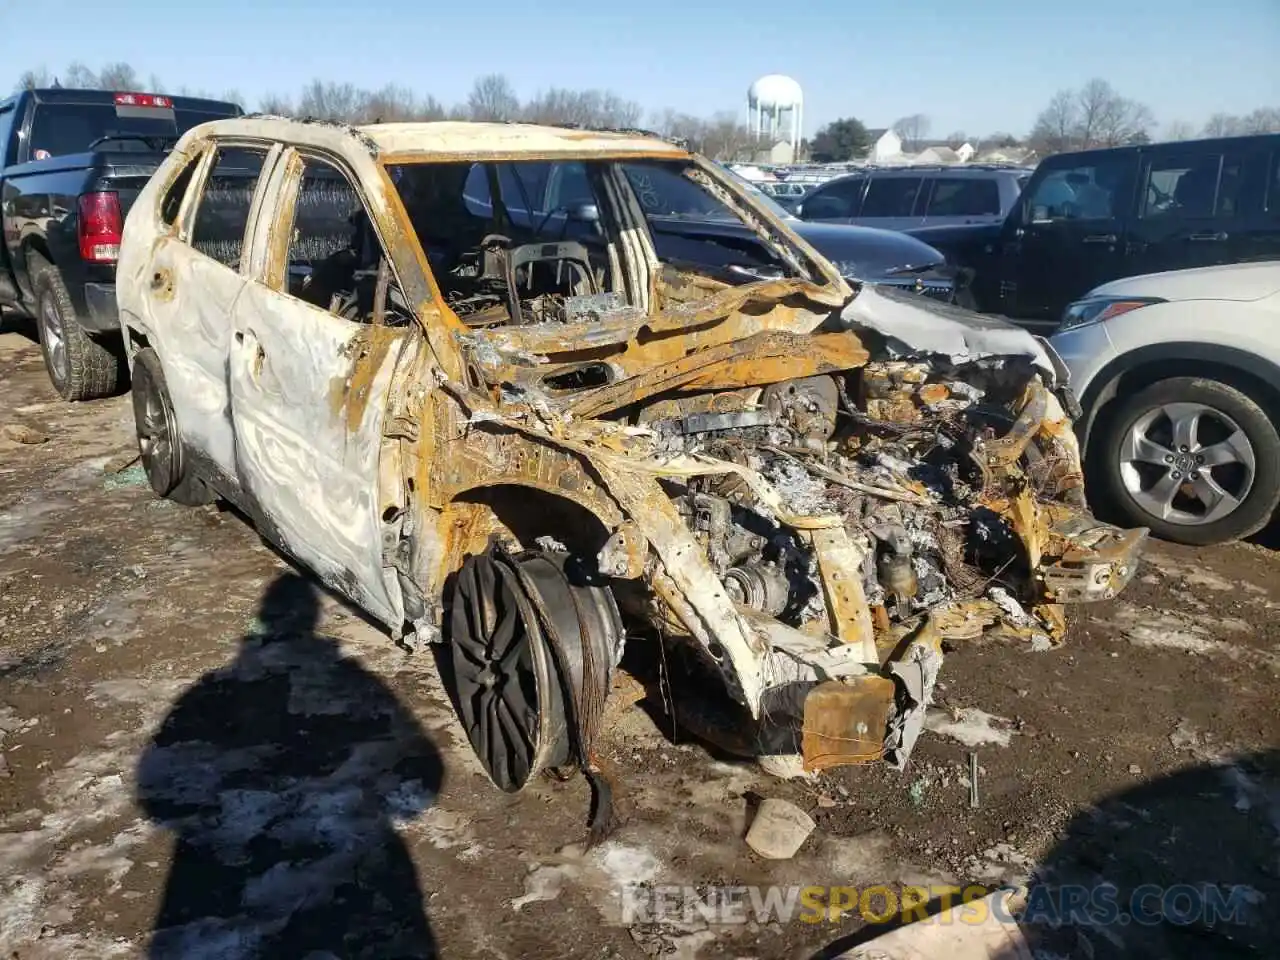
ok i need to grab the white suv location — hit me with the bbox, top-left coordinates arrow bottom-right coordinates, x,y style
1051,261 -> 1280,545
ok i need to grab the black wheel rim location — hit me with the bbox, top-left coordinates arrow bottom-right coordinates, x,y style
449,553 -> 556,792
131,364 -> 177,495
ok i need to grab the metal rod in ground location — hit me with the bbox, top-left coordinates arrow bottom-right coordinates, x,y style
969,752 -> 980,809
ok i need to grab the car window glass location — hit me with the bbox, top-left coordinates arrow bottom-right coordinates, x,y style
622,163 -> 734,220
499,162 -> 552,216
545,161 -> 594,211
284,156 -> 410,326
1140,153 -> 1223,219
1216,157 -> 1245,217
1026,158 -> 1129,221
27,102 -> 235,159
801,177 -> 863,218
1268,153 -> 1280,214
926,177 -> 1001,216
861,177 -> 922,217
0,105 -> 16,164
160,153 -> 202,227
189,146 -> 268,270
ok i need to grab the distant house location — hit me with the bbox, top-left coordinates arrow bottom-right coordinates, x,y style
912,145 -> 961,165
767,139 -> 796,164
868,129 -> 903,162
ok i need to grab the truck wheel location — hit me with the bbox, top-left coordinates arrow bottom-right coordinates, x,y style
1096,376 -> 1280,545
30,254 -> 121,401
130,348 -> 214,506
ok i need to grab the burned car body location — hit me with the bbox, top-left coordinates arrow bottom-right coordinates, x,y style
117,119 -> 1145,835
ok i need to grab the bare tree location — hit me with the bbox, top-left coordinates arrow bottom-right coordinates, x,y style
96,62 -> 139,91
15,67 -> 52,91
467,74 -> 519,121
1029,89 -> 1078,154
1082,79 -> 1154,147
414,95 -> 448,122
64,62 -> 98,89
356,84 -> 420,123
1029,79 -> 1153,153
1163,120 -> 1196,141
522,87 -> 642,128
700,111 -> 754,161
1241,106 -> 1280,133
1202,113 -> 1242,137
945,130 -> 967,149
892,114 -> 930,151
297,81 -> 363,122
258,93 -> 295,116
1073,78 -> 1113,146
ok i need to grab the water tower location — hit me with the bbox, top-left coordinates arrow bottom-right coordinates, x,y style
747,75 -> 803,153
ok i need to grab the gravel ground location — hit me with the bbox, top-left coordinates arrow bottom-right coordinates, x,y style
1,324 -> 1277,960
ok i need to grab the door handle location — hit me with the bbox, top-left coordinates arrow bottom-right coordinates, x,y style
1188,231 -> 1228,242
1082,234 -> 1118,244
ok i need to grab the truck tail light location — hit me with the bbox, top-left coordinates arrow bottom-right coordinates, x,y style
78,192 -> 123,263
114,92 -> 173,108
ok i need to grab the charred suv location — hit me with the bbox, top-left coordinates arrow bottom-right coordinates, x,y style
117,118 -> 1145,837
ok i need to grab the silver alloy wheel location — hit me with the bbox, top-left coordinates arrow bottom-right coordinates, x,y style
39,296 -> 67,384
133,368 -> 176,493
1119,401 -> 1256,526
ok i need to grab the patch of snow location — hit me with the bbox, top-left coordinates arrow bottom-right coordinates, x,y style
925,706 -> 1013,748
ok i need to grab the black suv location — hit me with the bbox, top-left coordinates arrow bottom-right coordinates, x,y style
795,165 -> 1031,231
913,133 -> 1280,329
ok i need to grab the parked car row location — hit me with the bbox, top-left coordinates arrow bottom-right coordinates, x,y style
899,134 -> 1280,328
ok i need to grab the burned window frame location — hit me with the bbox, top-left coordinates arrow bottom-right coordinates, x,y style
263,146 -> 412,328
185,139 -> 276,275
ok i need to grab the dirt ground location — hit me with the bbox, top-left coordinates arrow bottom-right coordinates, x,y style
1,322 -> 1278,960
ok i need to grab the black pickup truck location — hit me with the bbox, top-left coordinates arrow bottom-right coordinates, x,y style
0,88 -> 242,399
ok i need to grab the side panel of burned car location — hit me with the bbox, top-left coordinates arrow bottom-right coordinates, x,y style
119,122 -> 449,629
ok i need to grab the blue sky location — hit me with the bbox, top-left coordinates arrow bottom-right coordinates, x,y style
2,0 -> 1277,137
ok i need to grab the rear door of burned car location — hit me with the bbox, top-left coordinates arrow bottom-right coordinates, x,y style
122,139 -> 282,483
224,144 -> 421,626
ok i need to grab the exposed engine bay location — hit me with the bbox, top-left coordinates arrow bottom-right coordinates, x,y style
373,144 -> 1147,841
434,282 -> 1146,786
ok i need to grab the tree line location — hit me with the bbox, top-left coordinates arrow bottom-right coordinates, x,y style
11,62 -> 765,161
14,64 -> 1280,164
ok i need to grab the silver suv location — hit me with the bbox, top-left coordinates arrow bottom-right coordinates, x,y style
797,165 -> 1031,231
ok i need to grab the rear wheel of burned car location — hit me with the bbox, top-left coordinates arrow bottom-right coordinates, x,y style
1097,376 -> 1280,545
129,348 -> 214,507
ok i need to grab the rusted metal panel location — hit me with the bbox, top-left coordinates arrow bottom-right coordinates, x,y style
802,677 -> 897,770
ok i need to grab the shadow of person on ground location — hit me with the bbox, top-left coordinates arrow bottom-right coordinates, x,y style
1024,747 -> 1280,959
811,750 -> 1279,960
136,572 -> 444,959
